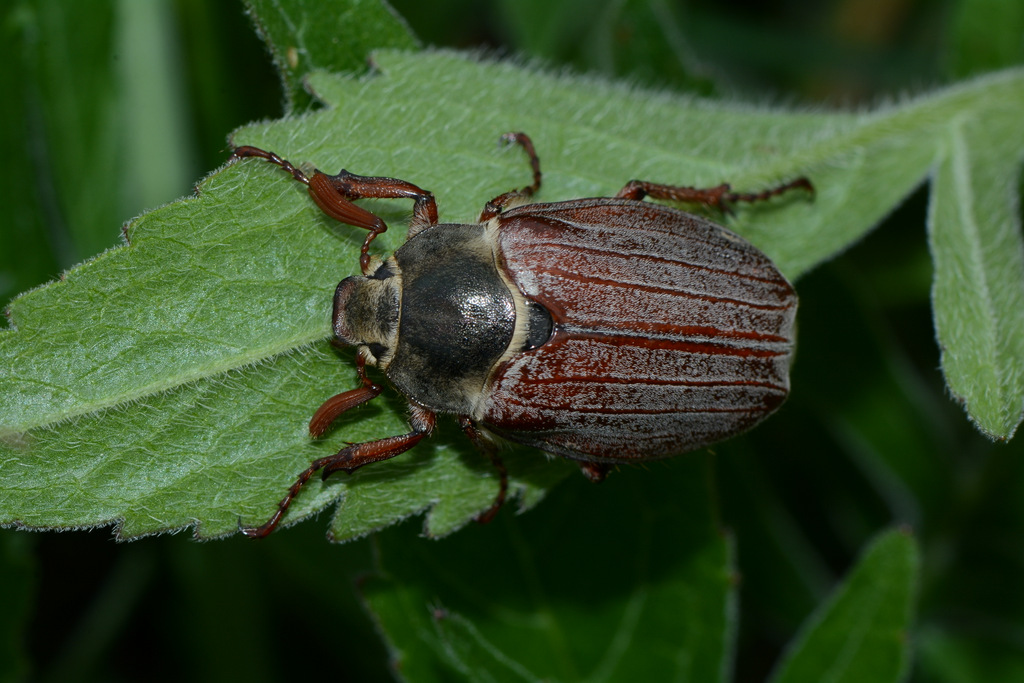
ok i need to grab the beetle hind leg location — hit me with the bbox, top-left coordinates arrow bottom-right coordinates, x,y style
615,176 -> 813,211
578,461 -> 611,483
459,417 -> 509,524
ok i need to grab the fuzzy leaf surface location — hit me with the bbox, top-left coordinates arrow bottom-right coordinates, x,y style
928,109 -> 1024,440
1,52 -> 1022,540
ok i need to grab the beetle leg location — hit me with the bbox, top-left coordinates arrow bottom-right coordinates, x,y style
240,452 -> 354,539
615,177 -> 813,211
319,404 -> 435,478
459,417 -> 508,524
230,144 -> 440,275
308,353 -> 382,438
241,405 -> 436,539
307,171 -> 440,273
478,132 -> 544,222
231,145 -> 311,184
578,461 -> 611,483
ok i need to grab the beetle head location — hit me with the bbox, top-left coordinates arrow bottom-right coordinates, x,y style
332,258 -> 401,369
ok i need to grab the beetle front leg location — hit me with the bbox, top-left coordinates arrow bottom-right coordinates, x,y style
616,176 -> 813,211
307,171 -> 440,272
309,353 -> 382,438
230,144 -> 440,274
241,405 -> 436,538
307,169 -> 441,274
459,417 -> 509,524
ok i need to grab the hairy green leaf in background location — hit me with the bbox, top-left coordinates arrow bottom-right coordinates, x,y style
929,112 -> 1024,440
2,48 -> 1023,541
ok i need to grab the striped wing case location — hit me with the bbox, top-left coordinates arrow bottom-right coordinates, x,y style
483,198 -> 796,463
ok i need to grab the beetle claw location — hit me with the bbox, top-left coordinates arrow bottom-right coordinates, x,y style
474,503 -> 502,525
238,512 -> 280,539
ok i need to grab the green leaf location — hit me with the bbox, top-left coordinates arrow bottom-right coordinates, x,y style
242,0 -> 418,112
917,626 -> 1024,683
769,528 -> 919,683
2,0 -> 198,264
497,0 -> 716,93
794,264 -> 961,526
718,444 -> 832,631
2,51 -> 1022,540
361,455 -> 735,683
0,1 -> 62,304
947,0 -> 1024,78
928,109 -> 1024,440
0,533 -> 32,682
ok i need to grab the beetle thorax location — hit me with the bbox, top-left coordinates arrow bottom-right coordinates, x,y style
331,223 -> 555,418
385,223 -> 519,416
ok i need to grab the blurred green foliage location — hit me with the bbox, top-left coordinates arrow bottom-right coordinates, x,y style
2,0 -> 1022,681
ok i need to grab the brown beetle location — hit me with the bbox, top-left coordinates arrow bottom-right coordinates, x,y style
232,133 -> 808,537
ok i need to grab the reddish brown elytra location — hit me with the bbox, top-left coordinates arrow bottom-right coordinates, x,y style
232,133 -> 810,537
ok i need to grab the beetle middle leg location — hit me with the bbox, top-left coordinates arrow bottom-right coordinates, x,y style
478,132 -> 544,221
616,176 -> 813,210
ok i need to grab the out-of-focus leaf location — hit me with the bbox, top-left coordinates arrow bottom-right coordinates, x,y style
916,626 -> 1024,683
770,528 -> 919,683
718,443 -> 832,632
947,0 -> 1024,78
0,2 -> 62,304
363,455 -> 735,682
497,0 -> 716,93
1,0 -> 198,263
242,0 -> 417,111
0,533 -> 33,682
